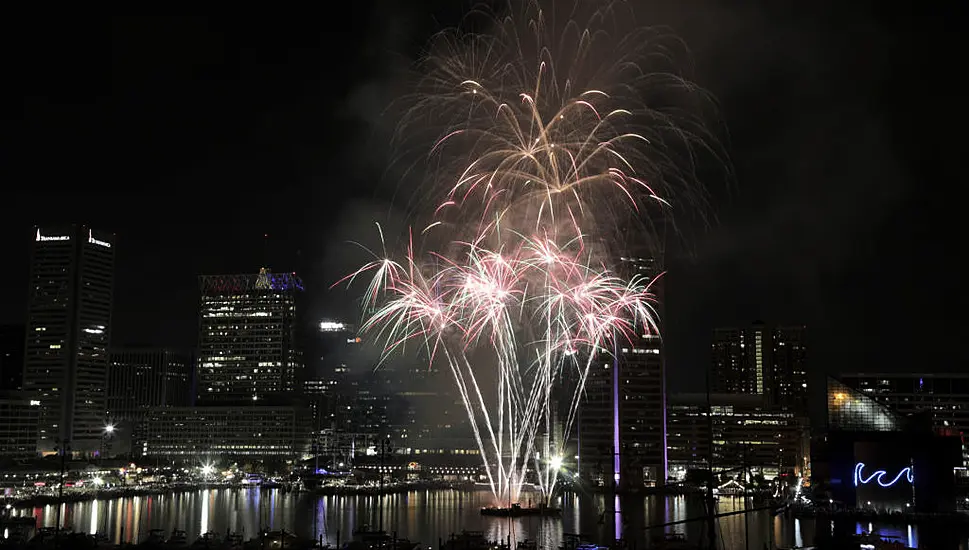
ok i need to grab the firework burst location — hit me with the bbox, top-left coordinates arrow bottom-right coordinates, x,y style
342,0 -> 723,505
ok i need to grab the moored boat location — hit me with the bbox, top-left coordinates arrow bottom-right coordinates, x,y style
480,503 -> 561,517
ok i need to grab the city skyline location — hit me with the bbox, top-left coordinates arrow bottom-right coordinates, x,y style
0,4 -> 965,547
1,3 -> 964,396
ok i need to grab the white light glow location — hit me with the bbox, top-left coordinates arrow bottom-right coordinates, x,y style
36,230 -> 70,242
88,230 -> 111,248
320,321 -> 346,332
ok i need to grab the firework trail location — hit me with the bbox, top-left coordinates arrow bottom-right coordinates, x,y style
340,0 -> 723,505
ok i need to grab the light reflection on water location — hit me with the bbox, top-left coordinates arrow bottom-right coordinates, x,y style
6,489 -> 963,548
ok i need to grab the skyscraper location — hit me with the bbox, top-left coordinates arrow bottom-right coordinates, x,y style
711,323 -> 770,396
576,254 -> 667,489
711,323 -> 807,415
23,226 -> 115,455
771,326 -> 808,416
711,323 -> 810,474
196,268 -> 302,403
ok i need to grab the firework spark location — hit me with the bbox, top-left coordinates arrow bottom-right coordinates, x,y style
342,1 -> 722,505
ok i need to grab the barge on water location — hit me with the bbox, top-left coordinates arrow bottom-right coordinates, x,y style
480,503 -> 561,517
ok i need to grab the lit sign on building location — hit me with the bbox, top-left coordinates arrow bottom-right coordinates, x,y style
255,267 -> 271,289
36,230 -> 70,242
88,230 -> 111,248
320,321 -> 347,332
853,462 -> 914,487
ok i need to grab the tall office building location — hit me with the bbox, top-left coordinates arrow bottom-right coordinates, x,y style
306,320 -> 361,390
107,348 -> 192,420
577,334 -> 666,489
196,268 -> 302,403
576,254 -> 667,489
772,326 -> 808,416
712,323 -> 808,415
23,226 -> 115,455
712,324 -> 769,395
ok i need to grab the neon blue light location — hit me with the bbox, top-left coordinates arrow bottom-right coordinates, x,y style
853,462 -> 913,487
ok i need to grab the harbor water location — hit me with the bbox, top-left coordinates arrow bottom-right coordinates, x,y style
3,488 -> 955,548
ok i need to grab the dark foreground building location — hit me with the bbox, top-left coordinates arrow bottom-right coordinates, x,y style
814,378 -> 962,513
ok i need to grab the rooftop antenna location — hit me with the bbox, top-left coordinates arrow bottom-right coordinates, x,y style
263,233 -> 270,269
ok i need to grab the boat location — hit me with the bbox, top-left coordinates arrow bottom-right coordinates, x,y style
255,530 -> 303,549
559,533 -> 594,550
224,532 -> 244,548
192,531 -> 223,547
851,532 -> 913,549
167,528 -> 190,546
28,527 -> 70,545
140,528 -> 167,545
650,533 -> 702,549
443,531 -> 505,550
0,515 -> 36,526
345,526 -> 419,550
481,503 -> 561,517
0,526 -> 31,546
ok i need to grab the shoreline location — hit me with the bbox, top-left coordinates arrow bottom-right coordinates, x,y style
2,480 -> 478,509
790,505 -> 969,527
3,481 -> 766,510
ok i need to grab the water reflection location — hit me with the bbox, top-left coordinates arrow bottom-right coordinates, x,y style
200,490 -> 209,534
89,499 -> 98,536
7,489 -> 960,548
854,522 -> 918,549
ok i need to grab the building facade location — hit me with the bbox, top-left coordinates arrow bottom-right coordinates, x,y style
578,334 -> 665,489
0,391 -> 40,458
711,324 -> 807,416
666,393 -> 803,480
196,268 -> 302,403
302,319 -> 478,467
573,253 -> 667,489
137,405 -> 313,460
107,348 -> 192,420
0,325 -> 25,390
838,373 -> 969,465
816,377 -> 963,516
23,226 -> 115,455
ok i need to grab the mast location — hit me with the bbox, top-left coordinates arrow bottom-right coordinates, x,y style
705,370 -> 717,549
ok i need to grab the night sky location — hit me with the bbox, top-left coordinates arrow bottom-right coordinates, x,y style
2,3 -> 964,392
